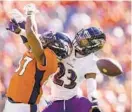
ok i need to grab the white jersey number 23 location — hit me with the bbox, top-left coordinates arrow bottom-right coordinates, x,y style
53,62 -> 77,89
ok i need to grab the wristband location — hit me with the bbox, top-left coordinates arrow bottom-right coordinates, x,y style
19,29 -> 27,37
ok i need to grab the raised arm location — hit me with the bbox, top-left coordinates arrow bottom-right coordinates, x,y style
24,4 -> 45,65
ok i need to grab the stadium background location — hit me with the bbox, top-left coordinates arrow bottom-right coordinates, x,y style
0,1 -> 131,112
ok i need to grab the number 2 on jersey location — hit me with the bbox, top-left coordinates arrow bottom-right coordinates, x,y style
15,56 -> 32,76
53,62 -> 77,89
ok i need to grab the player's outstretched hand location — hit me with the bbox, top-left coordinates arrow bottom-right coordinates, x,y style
6,19 -> 21,34
24,3 -> 39,16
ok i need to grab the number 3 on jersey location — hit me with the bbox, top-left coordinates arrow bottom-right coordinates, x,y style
53,62 -> 77,89
15,56 -> 32,76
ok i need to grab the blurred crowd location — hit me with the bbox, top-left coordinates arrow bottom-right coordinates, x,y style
0,1 -> 131,112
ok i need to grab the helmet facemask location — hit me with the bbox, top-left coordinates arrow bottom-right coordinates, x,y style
73,28 -> 106,56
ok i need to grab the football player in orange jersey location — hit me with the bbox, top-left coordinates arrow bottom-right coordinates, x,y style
3,5 -> 59,112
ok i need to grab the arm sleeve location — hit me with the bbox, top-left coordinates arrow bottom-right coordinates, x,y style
82,54 -> 99,76
81,54 -> 99,102
87,78 -> 97,102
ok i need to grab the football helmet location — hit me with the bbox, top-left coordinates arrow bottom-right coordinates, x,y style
40,31 -> 73,59
73,27 -> 106,56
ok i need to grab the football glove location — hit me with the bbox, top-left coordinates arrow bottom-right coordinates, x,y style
24,3 -> 39,16
6,19 -> 27,43
91,107 -> 102,112
6,19 -> 21,34
90,97 -> 102,112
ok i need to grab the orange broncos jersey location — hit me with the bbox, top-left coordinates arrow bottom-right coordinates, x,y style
7,48 -> 57,104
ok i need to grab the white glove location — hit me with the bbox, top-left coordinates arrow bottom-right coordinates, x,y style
24,3 -> 39,16
9,9 -> 25,23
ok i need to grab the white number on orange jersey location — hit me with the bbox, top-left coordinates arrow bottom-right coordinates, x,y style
15,56 -> 32,76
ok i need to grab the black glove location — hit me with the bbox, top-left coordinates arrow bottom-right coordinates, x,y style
90,97 -> 102,112
91,107 -> 102,112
